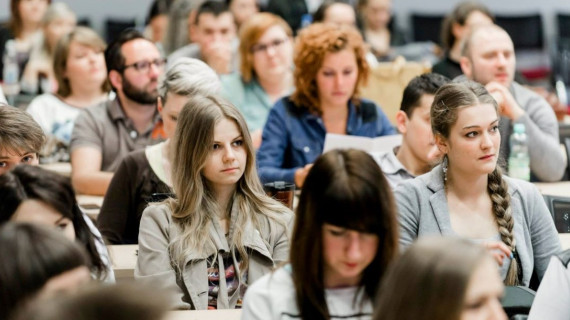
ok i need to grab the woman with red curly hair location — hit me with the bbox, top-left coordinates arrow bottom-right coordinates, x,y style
257,23 -> 395,187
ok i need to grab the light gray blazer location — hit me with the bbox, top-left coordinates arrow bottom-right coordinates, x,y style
395,165 -> 561,286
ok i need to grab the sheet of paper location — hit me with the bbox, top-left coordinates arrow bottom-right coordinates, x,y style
323,133 -> 402,156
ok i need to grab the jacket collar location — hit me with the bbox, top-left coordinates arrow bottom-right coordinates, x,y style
182,197 -> 273,264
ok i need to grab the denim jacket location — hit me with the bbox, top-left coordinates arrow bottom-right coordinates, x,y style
257,96 -> 396,184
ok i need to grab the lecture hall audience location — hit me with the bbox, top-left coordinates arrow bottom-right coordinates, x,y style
376,73 -> 449,188
0,223 -> 91,320
27,26 -> 110,162
460,24 -> 566,181
0,0 -> 50,82
242,149 -> 399,320
0,165 -> 114,282
257,22 -> 395,187
135,95 -> 293,310
69,29 -> 166,196
98,57 -> 221,245
221,13 -> 294,149
374,237 -> 507,320
21,2 -> 77,94
1,0 -> 569,318
168,1 -> 238,74
432,1 -> 494,79
395,80 -> 561,287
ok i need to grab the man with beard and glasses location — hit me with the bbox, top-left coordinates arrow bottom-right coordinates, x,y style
70,29 -> 166,196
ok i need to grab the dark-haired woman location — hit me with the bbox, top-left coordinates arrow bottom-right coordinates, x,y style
0,223 -> 90,319
0,165 -> 114,282
395,80 -> 560,286
242,149 -> 399,320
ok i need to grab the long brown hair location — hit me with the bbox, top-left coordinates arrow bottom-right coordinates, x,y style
167,95 -> 289,277
440,1 -> 494,51
291,149 -> 399,320
374,237 -> 493,320
431,80 -> 518,285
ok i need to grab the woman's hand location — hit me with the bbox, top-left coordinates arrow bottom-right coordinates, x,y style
294,164 -> 313,188
483,241 -> 513,266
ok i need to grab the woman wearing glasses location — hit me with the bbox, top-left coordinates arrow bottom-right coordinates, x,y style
27,27 -> 110,162
257,23 -> 395,188
221,13 -> 294,149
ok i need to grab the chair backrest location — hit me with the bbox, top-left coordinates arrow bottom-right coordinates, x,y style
558,13 -> 570,39
105,18 -> 137,44
495,14 -> 543,50
358,57 -> 431,125
409,13 -> 445,45
542,194 -> 570,233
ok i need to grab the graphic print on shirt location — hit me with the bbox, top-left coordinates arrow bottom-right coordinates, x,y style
207,252 -> 248,309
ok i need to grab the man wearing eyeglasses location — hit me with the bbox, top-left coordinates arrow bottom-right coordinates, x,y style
70,29 -> 167,196
168,1 -> 237,74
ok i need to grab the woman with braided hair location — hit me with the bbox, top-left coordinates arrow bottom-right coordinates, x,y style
395,80 -> 560,287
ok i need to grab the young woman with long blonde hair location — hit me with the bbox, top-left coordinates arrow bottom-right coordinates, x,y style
135,95 -> 292,310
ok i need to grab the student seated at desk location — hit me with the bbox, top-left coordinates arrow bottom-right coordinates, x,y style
136,95 -> 293,310
257,23 -> 395,188
0,165 -> 114,282
242,149 -> 399,320
0,223 -> 91,320
376,73 -> 449,188
27,26 -> 110,162
98,57 -> 221,245
374,237 -> 507,320
395,81 -> 561,287
0,104 -> 45,174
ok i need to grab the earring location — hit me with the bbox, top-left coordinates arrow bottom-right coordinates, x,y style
442,154 -> 448,182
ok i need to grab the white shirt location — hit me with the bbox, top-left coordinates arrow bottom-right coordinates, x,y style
241,266 -> 372,320
26,94 -> 83,144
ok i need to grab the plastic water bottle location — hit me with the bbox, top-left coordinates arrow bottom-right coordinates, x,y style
2,40 -> 20,104
508,123 -> 530,181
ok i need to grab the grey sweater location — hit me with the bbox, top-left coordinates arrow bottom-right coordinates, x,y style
501,82 -> 565,182
395,165 -> 561,286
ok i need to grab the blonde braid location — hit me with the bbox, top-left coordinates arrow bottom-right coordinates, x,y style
487,167 -> 519,285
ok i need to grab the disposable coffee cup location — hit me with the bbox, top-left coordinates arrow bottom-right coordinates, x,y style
264,181 -> 295,209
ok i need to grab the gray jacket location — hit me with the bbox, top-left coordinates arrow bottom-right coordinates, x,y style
135,201 -> 293,309
500,82 -> 565,182
395,165 -> 561,286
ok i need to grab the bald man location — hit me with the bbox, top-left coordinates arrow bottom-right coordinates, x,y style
460,24 -> 565,182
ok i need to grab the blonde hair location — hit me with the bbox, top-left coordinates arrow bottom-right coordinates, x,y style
238,13 -> 292,83
431,80 -> 518,285
291,23 -> 369,115
53,26 -> 111,97
167,95 -> 289,276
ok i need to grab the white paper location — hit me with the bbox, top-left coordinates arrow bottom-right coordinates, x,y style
322,133 -> 402,157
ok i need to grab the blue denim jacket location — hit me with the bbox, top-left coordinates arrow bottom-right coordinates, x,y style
257,96 -> 396,184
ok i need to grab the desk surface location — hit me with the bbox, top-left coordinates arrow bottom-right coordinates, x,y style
39,162 -> 71,177
76,194 -> 104,221
534,182 -> 570,197
166,310 -> 241,320
108,245 -> 138,279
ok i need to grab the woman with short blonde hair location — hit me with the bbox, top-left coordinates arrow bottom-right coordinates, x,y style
27,26 -> 110,162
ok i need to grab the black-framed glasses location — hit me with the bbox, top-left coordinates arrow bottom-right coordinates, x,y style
122,58 -> 167,73
251,38 -> 289,54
